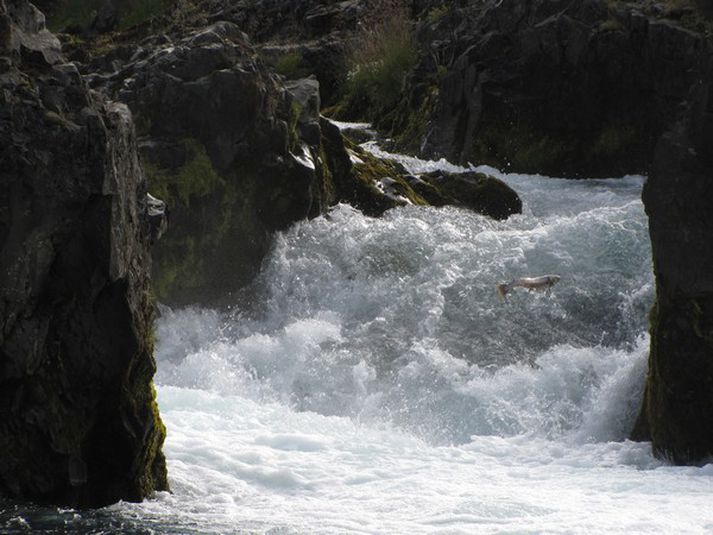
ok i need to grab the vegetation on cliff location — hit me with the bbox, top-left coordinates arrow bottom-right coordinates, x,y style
329,0 -> 417,123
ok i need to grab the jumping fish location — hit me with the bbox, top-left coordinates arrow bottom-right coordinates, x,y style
496,274 -> 560,299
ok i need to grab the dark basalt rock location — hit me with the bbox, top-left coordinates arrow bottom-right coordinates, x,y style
208,0 -> 362,42
0,0 -> 167,506
81,21 -> 336,304
391,0 -> 711,177
632,52 -> 713,464
414,170 -> 522,220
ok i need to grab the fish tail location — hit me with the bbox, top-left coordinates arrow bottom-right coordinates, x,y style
496,283 -> 509,300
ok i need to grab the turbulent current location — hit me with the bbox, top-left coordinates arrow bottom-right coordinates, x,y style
4,140 -> 713,534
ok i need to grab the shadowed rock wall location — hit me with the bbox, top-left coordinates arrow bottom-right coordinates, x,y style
0,0 -> 167,506
392,0 -> 710,177
633,53 -> 713,463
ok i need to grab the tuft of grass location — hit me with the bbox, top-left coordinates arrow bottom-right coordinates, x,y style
336,0 -> 417,121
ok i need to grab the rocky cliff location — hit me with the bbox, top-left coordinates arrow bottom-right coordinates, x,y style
81,21 -> 335,304
56,5 -> 518,305
632,51 -> 713,464
390,0 -> 711,177
0,0 -> 167,507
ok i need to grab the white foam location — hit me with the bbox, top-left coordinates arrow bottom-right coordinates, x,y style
109,386 -> 713,534
89,156 -> 713,535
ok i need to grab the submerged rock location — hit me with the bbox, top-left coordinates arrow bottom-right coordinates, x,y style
0,0 -> 167,506
632,52 -> 713,464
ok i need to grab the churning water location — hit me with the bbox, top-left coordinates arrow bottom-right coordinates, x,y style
4,142 -> 713,534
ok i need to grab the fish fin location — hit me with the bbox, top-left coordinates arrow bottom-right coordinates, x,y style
496,283 -> 509,300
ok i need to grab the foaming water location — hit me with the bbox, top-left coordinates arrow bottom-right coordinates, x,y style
5,148 -> 713,534
154,176 -> 652,445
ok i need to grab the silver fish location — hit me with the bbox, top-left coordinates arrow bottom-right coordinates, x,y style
497,274 -> 561,299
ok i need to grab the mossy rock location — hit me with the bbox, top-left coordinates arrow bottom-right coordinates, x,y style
390,86 -> 439,154
417,170 -> 522,220
142,138 -> 263,304
337,137 -> 430,216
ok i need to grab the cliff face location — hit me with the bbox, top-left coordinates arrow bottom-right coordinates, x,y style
0,0 -> 167,506
633,52 -> 713,463
66,9 -> 519,305
392,0 -> 710,177
77,22 -> 338,304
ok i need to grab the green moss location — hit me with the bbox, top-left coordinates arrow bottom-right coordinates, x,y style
592,124 -> 637,156
392,87 -> 438,153
134,114 -> 152,137
118,0 -> 171,30
288,101 -> 303,152
144,138 -> 235,301
634,294 -> 713,462
688,298 -> 713,344
472,122 -> 573,173
346,141 -> 428,215
147,138 -> 225,208
599,18 -> 624,31
426,4 -> 454,25
274,51 -> 309,79
468,118 -> 646,176
315,143 -> 337,213
129,293 -> 169,497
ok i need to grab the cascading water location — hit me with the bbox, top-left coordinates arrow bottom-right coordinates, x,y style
4,139 -> 713,534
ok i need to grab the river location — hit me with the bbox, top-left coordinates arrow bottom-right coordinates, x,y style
3,134 -> 713,534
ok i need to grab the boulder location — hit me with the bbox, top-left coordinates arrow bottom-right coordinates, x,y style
414,170 -> 522,220
0,0 -> 167,506
321,119 -> 521,219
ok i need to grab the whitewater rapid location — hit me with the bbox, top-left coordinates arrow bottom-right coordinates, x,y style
4,144 -> 713,534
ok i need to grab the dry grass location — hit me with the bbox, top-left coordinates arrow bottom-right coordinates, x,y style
338,0 -> 417,120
